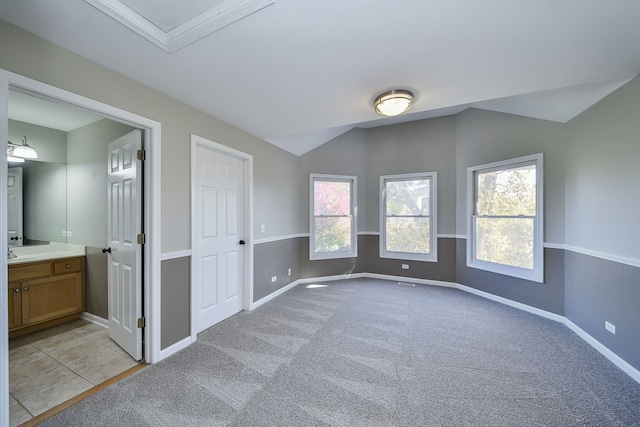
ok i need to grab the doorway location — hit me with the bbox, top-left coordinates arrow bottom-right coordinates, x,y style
1,69 -> 162,425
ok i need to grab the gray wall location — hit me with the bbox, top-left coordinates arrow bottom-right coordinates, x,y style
253,238 -> 299,302
161,257 -> 191,349
563,77 -> 640,371
364,116 -> 457,235
454,108 -> 567,243
1,19 -> 299,350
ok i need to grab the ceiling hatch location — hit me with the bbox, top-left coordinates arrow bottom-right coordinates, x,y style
83,0 -> 274,52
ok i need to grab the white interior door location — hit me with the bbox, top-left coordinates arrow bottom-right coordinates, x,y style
7,168 -> 23,247
107,130 -> 143,361
194,143 -> 245,332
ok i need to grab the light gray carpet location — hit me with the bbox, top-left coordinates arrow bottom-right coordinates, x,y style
40,279 -> 640,426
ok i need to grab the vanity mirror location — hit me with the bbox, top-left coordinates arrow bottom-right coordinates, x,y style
8,160 -> 67,246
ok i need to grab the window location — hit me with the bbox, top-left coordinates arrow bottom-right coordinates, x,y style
310,174 -> 357,260
467,153 -> 543,282
380,172 -> 437,262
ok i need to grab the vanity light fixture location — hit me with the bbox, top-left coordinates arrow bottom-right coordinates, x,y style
374,89 -> 414,116
8,136 -> 38,159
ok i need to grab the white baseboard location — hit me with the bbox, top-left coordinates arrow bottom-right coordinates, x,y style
563,319 -> 640,384
159,336 -> 192,360
455,283 -> 566,323
248,273 -> 640,385
364,273 -> 457,289
80,312 -> 109,328
250,280 -> 301,310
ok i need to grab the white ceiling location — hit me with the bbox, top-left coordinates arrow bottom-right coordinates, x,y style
1,1 -> 639,155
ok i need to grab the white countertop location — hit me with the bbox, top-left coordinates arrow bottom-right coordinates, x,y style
7,243 -> 86,265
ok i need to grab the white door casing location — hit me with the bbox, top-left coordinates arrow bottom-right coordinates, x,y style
7,168 -> 23,247
192,136 -> 250,333
107,130 -> 143,361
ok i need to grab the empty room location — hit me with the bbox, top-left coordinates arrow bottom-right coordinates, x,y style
1,1 -> 639,426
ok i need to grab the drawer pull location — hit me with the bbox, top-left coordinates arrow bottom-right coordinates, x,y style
66,264 -> 71,268
14,288 -> 20,293
23,287 -> 29,291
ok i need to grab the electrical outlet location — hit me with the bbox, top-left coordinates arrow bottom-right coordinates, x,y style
261,224 -> 265,233
62,231 -> 67,237
288,268 -> 291,276
271,276 -> 277,282
66,231 -> 72,237
605,321 -> 616,334
401,264 -> 409,270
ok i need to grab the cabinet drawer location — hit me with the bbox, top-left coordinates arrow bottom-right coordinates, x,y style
53,258 -> 83,275
8,262 -> 51,282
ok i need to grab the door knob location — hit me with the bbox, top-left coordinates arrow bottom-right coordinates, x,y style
239,240 -> 246,245
102,247 -> 112,254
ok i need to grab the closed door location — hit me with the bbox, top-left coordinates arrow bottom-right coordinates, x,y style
193,143 -> 245,332
7,168 -> 23,247
107,130 -> 143,361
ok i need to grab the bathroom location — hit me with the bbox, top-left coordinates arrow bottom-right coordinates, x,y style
7,89 -> 141,424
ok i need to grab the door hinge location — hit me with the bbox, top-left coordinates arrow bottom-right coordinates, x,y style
137,317 -> 145,328
137,149 -> 146,161
137,233 -> 146,244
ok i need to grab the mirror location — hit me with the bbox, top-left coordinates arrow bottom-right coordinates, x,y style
8,160 -> 67,246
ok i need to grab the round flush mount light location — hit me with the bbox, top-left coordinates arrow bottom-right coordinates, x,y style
374,89 -> 414,116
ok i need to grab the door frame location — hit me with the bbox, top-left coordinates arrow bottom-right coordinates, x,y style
1,69 -> 163,423
190,134 -> 253,343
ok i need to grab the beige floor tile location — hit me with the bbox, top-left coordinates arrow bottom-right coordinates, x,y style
32,330 -> 89,352
9,335 -> 38,350
9,393 -> 18,406
10,365 -> 78,402
9,344 -> 48,370
10,355 -> 62,386
64,344 -> 122,373
9,402 -> 33,427
80,354 -> 139,385
82,327 -> 110,341
49,341 -> 111,365
97,336 -> 130,356
73,322 -> 107,336
20,375 -> 93,417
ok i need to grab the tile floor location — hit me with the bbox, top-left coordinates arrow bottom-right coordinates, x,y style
9,319 -> 139,427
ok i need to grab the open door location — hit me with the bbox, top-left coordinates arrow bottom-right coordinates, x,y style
7,168 -> 23,247
107,130 -> 143,361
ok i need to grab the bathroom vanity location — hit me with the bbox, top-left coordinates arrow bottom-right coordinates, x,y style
7,246 -> 85,338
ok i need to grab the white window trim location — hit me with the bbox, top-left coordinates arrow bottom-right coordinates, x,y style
380,172 -> 437,262
466,153 -> 544,283
310,174 -> 357,260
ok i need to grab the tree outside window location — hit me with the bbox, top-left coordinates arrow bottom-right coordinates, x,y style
381,172 -> 437,262
467,153 -> 544,282
310,175 -> 356,259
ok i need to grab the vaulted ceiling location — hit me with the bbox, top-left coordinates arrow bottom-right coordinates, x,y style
2,1 -> 639,155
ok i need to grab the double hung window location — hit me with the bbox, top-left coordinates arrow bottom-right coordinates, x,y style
467,154 -> 543,282
310,174 -> 357,260
380,172 -> 437,262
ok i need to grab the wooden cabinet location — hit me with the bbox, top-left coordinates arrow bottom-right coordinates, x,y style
8,256 -> 85,338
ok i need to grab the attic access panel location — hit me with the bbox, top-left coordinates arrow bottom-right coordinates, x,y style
84,0 -> 274,52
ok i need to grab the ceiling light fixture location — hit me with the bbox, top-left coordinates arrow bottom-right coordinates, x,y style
374,89 -> 414,116
8,136 -> 38,159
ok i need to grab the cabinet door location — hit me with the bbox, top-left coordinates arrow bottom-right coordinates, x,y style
8,284 -> 22,330
21,273 -> 84,326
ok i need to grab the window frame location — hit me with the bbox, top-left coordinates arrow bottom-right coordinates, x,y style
309,174 -> 358,260
466,153 -> 544,283
380,172 -> 437,262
